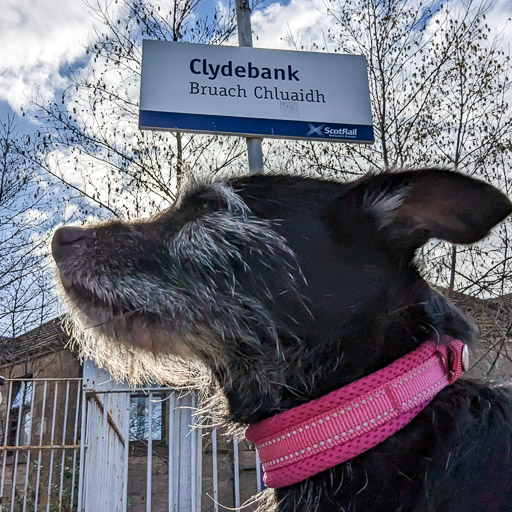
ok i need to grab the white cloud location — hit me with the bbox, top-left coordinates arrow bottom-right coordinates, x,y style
250,0 -> 512,56
486,0 -> 512,49
0,0 -> 95,111
2,0 -> 510,116
251,0 -> 334,51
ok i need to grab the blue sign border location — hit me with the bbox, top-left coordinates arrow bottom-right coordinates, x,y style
139,110 -> 374,143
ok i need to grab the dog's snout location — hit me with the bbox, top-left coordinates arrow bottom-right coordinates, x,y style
52,226 -> 92,263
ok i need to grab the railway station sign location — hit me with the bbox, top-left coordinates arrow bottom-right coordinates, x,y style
139,40 -> 374,143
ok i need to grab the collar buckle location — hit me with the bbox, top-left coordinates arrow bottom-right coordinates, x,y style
440,338 -> 468,383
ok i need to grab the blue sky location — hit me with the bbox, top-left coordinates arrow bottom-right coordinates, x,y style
2,0 -> 511,134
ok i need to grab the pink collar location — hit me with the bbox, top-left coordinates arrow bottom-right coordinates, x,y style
245,336 -> 468,488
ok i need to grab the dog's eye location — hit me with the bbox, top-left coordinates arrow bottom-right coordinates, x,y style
196,202 -> 211,214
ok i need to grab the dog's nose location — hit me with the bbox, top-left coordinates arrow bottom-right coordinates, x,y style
52,226 -> 92,263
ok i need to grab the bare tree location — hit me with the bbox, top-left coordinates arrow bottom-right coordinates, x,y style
30,0 -> 246,221
423,7 -> 512,293
277,0 -> 512,297
0,116 -> 56,336
3,0 -> 265,335
5,0 -> 512,343
278,0 -> 512,379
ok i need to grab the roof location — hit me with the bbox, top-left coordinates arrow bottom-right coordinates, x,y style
0,317 -> 71,366
436,288 -> 512,383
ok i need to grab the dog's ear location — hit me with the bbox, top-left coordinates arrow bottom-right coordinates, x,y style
362,169 -> 512,249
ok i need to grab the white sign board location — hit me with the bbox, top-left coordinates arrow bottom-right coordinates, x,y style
139,40 -> 374,143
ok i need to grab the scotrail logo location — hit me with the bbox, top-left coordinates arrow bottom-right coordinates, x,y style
306,123 -> 358,139
306,123 -> 326,137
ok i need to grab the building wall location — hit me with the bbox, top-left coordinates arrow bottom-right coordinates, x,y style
201,435 -> 259,512
0,348 -> 81,380
125,433 -> 259,512
1,352 -> 260,511
0,349 -> 82,511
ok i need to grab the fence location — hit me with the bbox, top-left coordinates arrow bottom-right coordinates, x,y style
0,377 -> 82,511
0,367 -> 263,511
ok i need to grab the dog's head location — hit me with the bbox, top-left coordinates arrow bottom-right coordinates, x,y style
52,169 -> 511,422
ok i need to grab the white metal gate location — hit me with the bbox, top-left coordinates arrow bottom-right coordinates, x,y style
79,361 -> 203,512
0,377 -> 82,511
1,365 -> 263,512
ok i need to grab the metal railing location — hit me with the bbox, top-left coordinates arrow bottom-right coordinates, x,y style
1,375 -> 262,511
0,378 -> 82,512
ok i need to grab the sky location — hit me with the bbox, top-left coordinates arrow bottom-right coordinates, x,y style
0,0 -> 325,123
1,0 -> 511,130
0,0 -> 511,335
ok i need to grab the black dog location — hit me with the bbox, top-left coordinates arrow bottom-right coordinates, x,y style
52,169 -> 512,511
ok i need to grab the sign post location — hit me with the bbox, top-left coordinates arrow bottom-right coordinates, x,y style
235,0 -> 264,174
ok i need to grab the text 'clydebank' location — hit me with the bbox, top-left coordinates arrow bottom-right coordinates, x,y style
190,59 -> 301,81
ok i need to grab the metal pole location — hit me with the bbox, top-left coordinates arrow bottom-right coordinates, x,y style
1,381 -> 13,510
167,392 -> 175,512
46,382 -> 59,512
58,381 -> 71,509
211,428 -> 218,512
235,0 -> 264,174
34,381 -> 48,512
122,393 -> 130,511
147,393 -> 153,512
10,382 -> 25,512
76,390 -> 87,511
22,381 -> 36,512
233,436 -> 240,508
255,448 -> 263,493
69,381 -> 82,509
